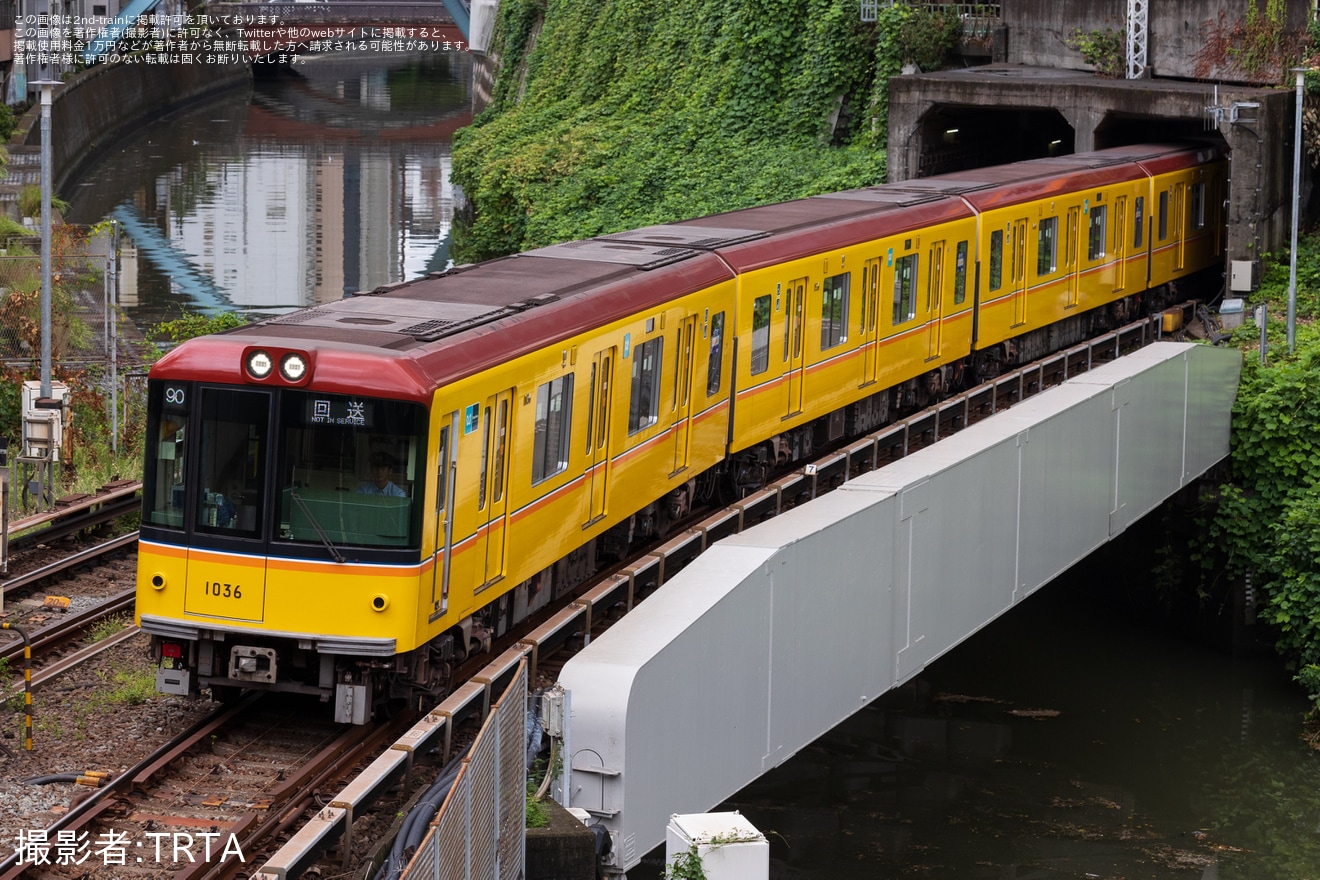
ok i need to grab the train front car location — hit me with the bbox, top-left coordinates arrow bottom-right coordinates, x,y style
137,334 -> 432,723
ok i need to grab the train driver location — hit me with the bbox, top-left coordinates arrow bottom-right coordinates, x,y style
358,452 -> 408,497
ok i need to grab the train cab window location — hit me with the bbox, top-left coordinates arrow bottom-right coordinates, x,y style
143,381 -> 191,529
892,254 -> 918,325
1158,192 -> 1169,240
988,230 -> 1003,292
276,391 -> 427,550
628,337 -> 663,434
820,272 -> 849,349
532,375 -> 573,484
1088,206 -> 1107,260
953,241 -> 968,304
1037,217 -> 1058,276
1134,197 -> 1145,248
194,388 -> 269,538
707,311 -> 725,395
1191,182 -> 1206,230
750,295 -> 771,375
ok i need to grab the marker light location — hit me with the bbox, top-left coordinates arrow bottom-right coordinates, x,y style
247,350 -> 273,379
280,353 -> 308,382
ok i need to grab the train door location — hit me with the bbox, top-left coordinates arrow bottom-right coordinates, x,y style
1065,206 -> 1081,308
478,389 -> 513,586
1172,182 -> 1186,271
1113,196 -> 1128,291
1011,219 -> 1028,326
784,276 -> 807,417
860,257 -> 881,387
584,347 -> 615,526
432,414 -> 458,617
926,240 -> 945,360
672,315 -> 698,475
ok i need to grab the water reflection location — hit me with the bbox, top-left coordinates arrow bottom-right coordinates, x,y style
633,587 -> 1318,879
65,50 -> 470,327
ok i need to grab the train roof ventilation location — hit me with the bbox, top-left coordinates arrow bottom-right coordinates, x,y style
522,239 -> 703,269
272,308 -> 334,325
600,225 -> 769,249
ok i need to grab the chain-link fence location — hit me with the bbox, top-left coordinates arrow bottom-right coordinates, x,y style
403,661 -> 527,880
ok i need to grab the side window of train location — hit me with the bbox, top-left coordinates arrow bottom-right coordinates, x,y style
707,311 -> 725,396
892,254 -> 918,325
953,241 -> 968,304
532,375 -> 573,484
1133,197 -> 1144,248
1158,191 -> 1169,240
628,337 -> 663,434
821,272 -> 849,349
1037,217 -> 1058,276
750,295 -> 771,375
1190,182 -> 1206,230
988,230 -> 1003,292
1088,205 -> 1107,260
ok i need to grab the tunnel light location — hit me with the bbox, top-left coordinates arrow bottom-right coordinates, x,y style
280,353 -> 308,382
246,350 -> 273,379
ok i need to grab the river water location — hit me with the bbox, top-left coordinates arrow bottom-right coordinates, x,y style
59,54 -> 1320,879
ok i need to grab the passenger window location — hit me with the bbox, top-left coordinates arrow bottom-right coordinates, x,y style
532,375 -> 573,484
1037,217 -> 1057,276
820,272 -> 849,349
1088,205 -> 1107,260
750,295 -> 771,375
627,337 -> 663,434
1191,182 -> 1206,230
707,311 -> 725,396
988,230 -> 1003,291
892,254 -> 918,325
1158,191 -> 1169,240
953,241 -> 968,304
1134,197 -> 1144,248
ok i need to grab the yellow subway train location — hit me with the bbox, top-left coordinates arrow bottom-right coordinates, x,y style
137,142 -> 1226,721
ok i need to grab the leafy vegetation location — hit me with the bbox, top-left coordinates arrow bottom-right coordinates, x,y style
1065,27 -> 1124,78
451,0 -> 959,262
1194,0 -> 1307,85
1195,232 -> 1320,721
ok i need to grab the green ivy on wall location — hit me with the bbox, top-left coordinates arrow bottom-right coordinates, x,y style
452,0 -> 960,262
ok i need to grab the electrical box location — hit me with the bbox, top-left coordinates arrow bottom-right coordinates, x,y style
1230,259 -> 1259,293
666,812 -> 768,880
21,380 -> 68,462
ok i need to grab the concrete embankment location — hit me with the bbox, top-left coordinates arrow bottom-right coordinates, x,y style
2,58 -> 252,214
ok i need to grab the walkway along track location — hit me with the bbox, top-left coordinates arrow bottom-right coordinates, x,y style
253,308 -> 1209,879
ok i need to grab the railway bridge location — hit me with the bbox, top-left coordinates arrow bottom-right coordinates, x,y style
556,340 -> 1242,877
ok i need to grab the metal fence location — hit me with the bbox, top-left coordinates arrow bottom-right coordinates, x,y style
403,660 -> 527,880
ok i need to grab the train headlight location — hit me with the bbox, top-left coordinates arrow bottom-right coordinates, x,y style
371,594 -> 390,612
280,353 -> 307,382
246,350 -> 273,379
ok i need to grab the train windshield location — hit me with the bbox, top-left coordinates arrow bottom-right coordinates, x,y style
275,391 -> 427,551
141,381 -> 427,552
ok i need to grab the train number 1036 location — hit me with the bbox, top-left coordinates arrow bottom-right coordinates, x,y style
205,581 -> 242,599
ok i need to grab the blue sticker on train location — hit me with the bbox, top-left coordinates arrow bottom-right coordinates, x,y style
464,404 -> 479,434
623,333 -> 631,359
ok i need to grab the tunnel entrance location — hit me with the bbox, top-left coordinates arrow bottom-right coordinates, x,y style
915,106 -> 1073,177
913,107 -> 1220,178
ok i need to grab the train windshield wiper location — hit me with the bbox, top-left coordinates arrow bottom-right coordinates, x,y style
289,491 -> 346,564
